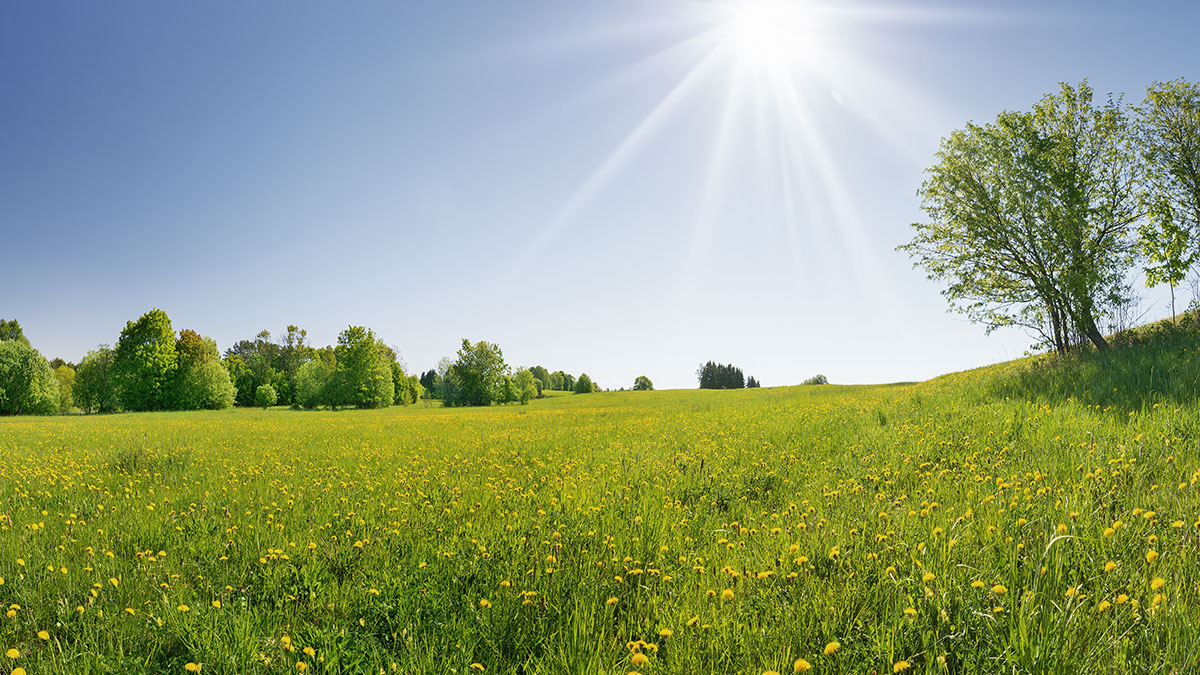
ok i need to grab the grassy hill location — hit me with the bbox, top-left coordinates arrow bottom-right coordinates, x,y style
3,322 -> 1200,673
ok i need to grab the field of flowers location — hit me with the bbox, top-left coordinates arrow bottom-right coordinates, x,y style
3,344 -> 1200,673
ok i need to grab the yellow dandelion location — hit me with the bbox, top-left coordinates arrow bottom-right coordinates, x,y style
177,605 -> 190,613
470,665 -> 485,672
631,652 -> 649,667
894,660 -> 911,672
922,572 -> 935,583
1151,578 -> 1165,591
721,588 -> 735,601
992,584 -> 1007,595
794,658 -> 812,672
6,648 -> 19,659
38,631 -> 49,641
1146,550 -> 1159,563
303,647 -> 315,657
824,640 -> 840,655
1104,561 -> 1116,573
658,628 -> 673,637
185,664 -> 202,673
606,597 -> 619,606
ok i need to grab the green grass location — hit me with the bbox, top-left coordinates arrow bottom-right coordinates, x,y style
4,325 -> 1200,673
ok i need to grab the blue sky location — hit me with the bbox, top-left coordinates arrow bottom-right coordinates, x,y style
3,1 -> 1198,389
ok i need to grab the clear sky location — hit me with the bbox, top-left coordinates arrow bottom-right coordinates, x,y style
3,1 -> 1198,389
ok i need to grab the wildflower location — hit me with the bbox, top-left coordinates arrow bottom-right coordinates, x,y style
303,647 -> 315,657
658,628 -> 673,637
971,580 -> 984,589
178,605 -> 190,613
6,649 -> 20,659
211,600 -> 222,609
824,640 -> 840,655
722,588 -> 735,601
1064,587 -> 1077,598
185,664 -> 202,673
12,669 -> 25,675
894,660 -> 911,672
470,665 -> 485,672
631,653 -> 649,667
479,599 -> 491,608
903,606 -> 917,616
38,631 -> 49,640
1151,578 -> 1165,591
1097,600 -> 1111,612
922,572 -> 935,583
794,658 -> 812,672
1104,561 -> 1116,573
296,663 -> 308,672
992,584 -> 1007,595
1146,550 -> 1159,563
606,597 -> 619,606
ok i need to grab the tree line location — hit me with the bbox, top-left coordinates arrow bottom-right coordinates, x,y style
0,311 -> 617,415
697,361 -> 760,389
901,78 -> 1200,354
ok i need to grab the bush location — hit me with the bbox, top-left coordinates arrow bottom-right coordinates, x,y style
0,339 -> 60,415
178,361 -> 236,410
802,374 -> 829,385
255,384 -> 278,409
574,373 -> 595,394
296,357 -> 336,409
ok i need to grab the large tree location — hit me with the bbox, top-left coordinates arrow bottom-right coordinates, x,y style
900,81 -> 1140,354
1137,79 -> 1200,319
332,326 -> 393,409
113,309 -> 179,410
0,339 -> 59,415
174,329 -> 234,410
444,339 -> 509,407
0,319 -> 28,345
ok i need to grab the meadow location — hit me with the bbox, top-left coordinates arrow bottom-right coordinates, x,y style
4,326 -> 1200,674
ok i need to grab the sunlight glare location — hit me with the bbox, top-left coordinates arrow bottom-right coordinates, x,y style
723,0 -> 816,69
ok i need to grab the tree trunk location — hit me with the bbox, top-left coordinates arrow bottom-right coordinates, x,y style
1083,316 -> 1110,351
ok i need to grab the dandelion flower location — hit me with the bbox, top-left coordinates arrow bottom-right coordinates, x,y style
631,653 -> 649,667
1151,578 -> 1165,591
992,584 -> 1007,595
824,640 -> 840,655
722,588 -> 735,601
894,660 -> 911,672
178,605 -> 190,613
658,628 -> 673,637
794,658 -> 812,672
1146,550 -> 1159,563
606,597 -> 619,606
6,649 -> 19,659
185,664 -> 202,673
38,631 -> 49,641
470,665 -> 485,672
1104,561 -> 1116,573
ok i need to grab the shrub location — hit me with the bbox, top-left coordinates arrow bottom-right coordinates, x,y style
255,384 -> 278,409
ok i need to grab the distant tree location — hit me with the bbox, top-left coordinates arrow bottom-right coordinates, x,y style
49,357 -> 76,370
52,364 -> 75,413
633,375 -> 654,391
296,352 -> 337,409
1137,79 -> 1200,320
548,371 -> 564,391
419,369 -> 440,396
574,373 -> 594,394
562,372 -> 576,392
254,383 -> 278,409
514,369 -> 538,404
332,327 -> 393,409
0,339 -> 59,415
530,365 -> 551,388
802,374 -> 829,385
498,375 -> 519,404
746,376 -> 761,388
74,346 -> 119,413
444,339 -> 509,407
697,361 -> 745,389
900,82 -> 1140,354
113,309 -> 179,411
0,319 -> 28,345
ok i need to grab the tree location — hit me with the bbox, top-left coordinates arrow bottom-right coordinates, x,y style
296,352 -> 337,409
697,361 -> 745,389
802,374 -> 828,385
514,369 -> 538,404
0,339 -> 59,415
75,346 -> 118,413
1137,79 -> 1200,320
746,376 -> 761,388
113,309 -> 179,410
255,383 -> 278,409
332,327 -> 393,409
174,329 -> 234,409
52,364 -> 75,413
444,339 -> 509,407
900,82 -> 1140,354
0,319 -> 28,345
178,361 -> 236,410
633,375 -> 654,391
574,373 -> 595,394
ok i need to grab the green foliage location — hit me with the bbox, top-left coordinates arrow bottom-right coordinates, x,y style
573,373 -> 595,394
296,353 -> 337,409
74,346 -> 119,413
52,364 -> 75,413
698,361 -> 745,389
802,374 -> 828,385
0,339 -> 59,415
444,339 -> 509,407
514,369 -> 538,404
254,383 -> 278,409
177,361 -> 235,410
1137,79 -> 1200,314
901,81 -> 1140,354
333,327 -> 393,409
633,375 -> 654,391
0,318 -> 29,345
113,309 -> 179,411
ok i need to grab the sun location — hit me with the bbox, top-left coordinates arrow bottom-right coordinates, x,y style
719,0 -> 820,70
